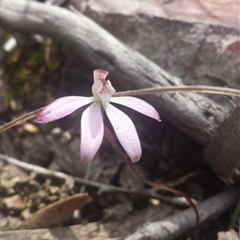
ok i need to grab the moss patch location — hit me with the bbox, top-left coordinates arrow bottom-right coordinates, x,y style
4,42 -> 64,108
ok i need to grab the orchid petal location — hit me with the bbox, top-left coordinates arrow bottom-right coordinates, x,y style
110,96 -> 161,121
93,69 -> 108,82
35,96 -> 93,123
103,103 -> 142,163
80,102 -> 103,163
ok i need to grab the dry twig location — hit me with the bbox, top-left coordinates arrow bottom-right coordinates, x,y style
1,86 -> 239,133
115,86 -> 240,97
0,154 -> 192,207
0,107 -> 45,133
124,187 -> 240,240
1,187 -> 238,240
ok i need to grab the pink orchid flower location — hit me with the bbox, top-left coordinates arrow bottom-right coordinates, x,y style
35,69 -> 161,163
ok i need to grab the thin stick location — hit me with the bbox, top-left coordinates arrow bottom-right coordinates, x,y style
1,85 -> 239,133
114,85 -> 240,97
125,187 -> 239,240
0,107 -> 45,133
104,127 -> 200,225
0,153 -> 191,207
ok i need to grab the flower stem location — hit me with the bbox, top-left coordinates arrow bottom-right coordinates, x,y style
104,126 -> 200,225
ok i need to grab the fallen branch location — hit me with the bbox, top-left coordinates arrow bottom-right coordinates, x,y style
124,187 -> 240,240
203,105 -> 240,183
1,0 -> 235,144
1,187 -> 238,240
0,0 -> 68,65
0,107 -> 45,133
0,154 -> 192,207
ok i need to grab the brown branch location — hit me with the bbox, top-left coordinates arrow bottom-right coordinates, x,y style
203,105 -> 240,183
0,107 -> 45,132
0,154 -> 191,207
124,187 -> 240,240
1,0 -> 235,144
1,187 -> 238,240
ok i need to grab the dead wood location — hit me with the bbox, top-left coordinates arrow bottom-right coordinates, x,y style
81,0 -> 240,90
0,0 -> 234,145
124,187 -> 239,240
1,187 -> 238,240
82,0 -> 240,31
1,204 -> 174,240
203,105 -> 240,183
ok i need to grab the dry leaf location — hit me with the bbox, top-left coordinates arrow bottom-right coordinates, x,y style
20,193 -> 92,229
1,203 -> 174,240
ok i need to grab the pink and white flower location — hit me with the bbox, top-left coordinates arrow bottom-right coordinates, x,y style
35,69 -> 161,163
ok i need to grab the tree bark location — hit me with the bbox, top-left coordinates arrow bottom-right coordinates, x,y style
124,187 -> 239,240
0,0 -> 232,145
203,105 -> 240,183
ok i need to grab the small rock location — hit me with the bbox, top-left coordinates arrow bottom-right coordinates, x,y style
9,99 -> 22,112
48,160 -> 62,172
48,186 -> 60,195
30,190 -> 47,207
2,164 -> 28,180
218,229 -> 239,240
50,127 -> 62,136
23,123 -> 39,134
38,203 -> 46,210
1,164 -> 28,196
14,179 -> 40,195
0,216 -> 22,231
46,195 -> 59,203
149,199 -> 160,206
21,208 -> 32,220
60,131 -> 72,143
3,195 -> 25,212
